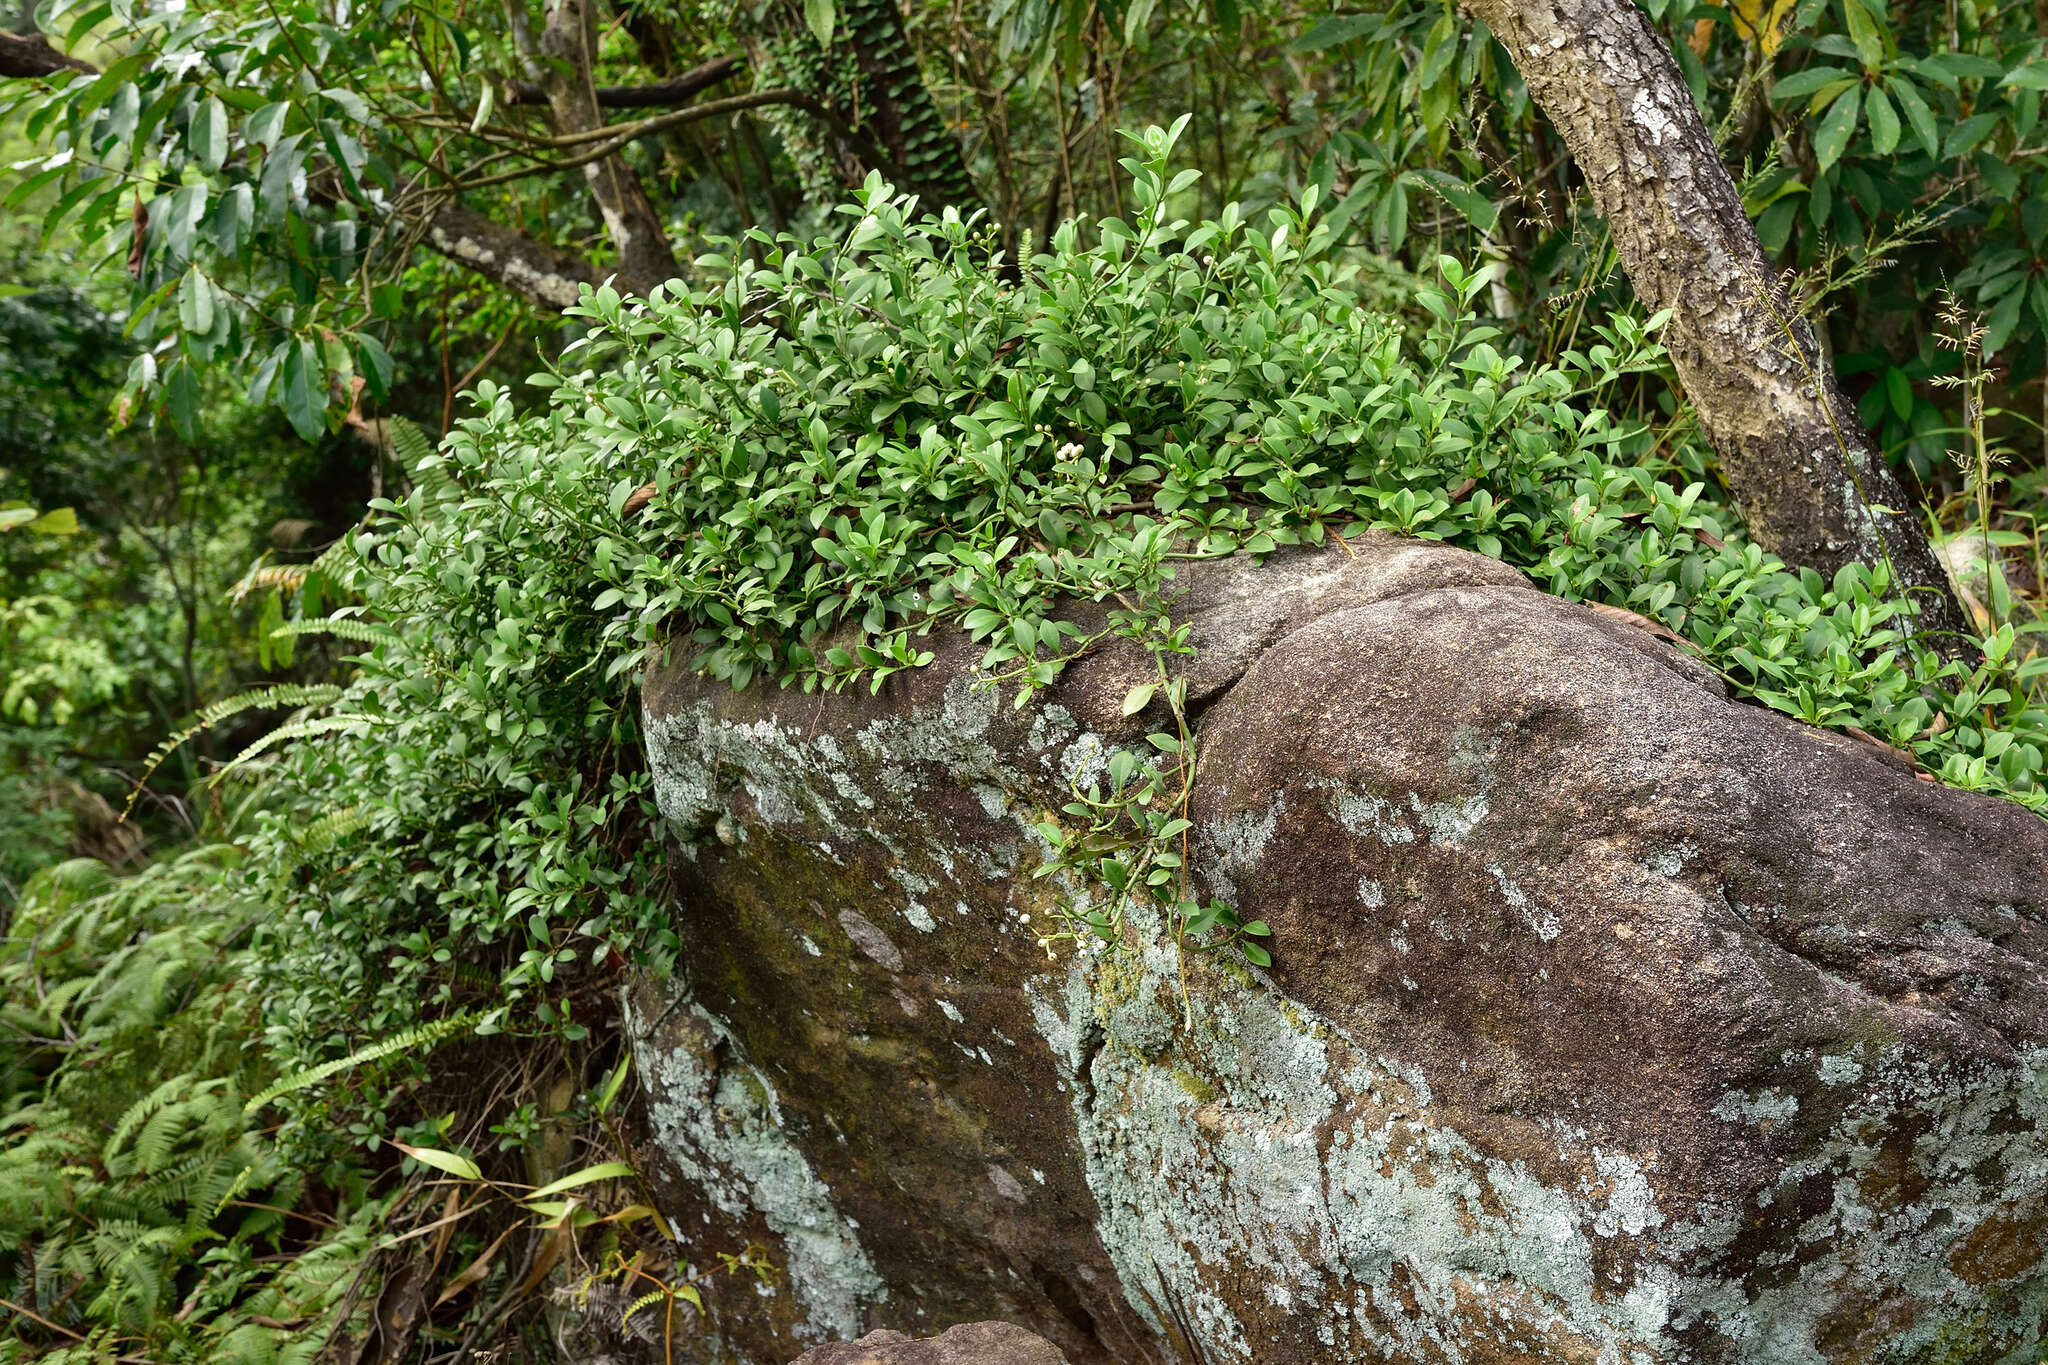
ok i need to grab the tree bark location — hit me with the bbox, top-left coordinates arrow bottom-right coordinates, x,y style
0,29 -> 91,77
1461,0 -> 1968,642
512,0 -> 684,296
418,201 -> 602,309
507,54 -> 742,108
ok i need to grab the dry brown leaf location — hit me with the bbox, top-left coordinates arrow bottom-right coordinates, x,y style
432,1225 -> 516,1309
517,1221 -> 574,1298
1843,725 -> 1922,772
622,483 -> 658,519
1582,601 -> 1697,650
424,1187 -> 462,1283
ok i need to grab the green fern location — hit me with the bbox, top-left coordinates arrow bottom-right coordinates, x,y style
243,1012 -> 474,1115
125,686 -> 345,815
386,415 -> 462,514
265,616 -> 398,647
207,715 -> 374,787
293,804 -> 369,852
104,1074 -> 198,1168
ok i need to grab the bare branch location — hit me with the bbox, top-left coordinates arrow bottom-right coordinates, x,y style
417,201 -> 601,311
444,88 -> 821,193
505,54 -> 742,108
0,30 -> 94,77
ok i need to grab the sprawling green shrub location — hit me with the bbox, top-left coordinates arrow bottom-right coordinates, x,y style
242,129 -> 2046,1065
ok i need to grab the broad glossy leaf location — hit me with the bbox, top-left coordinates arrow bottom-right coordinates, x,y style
2006,61 -> 2048,91
803,0 -> 834,46
525,1161 -> 636,1200
1864,84 -> 1899,153
1943,112 -> 1999,160
1842,0 -> 1886,69
1813,84 -> 1861,172
391,1141 -> 483,1181
259,132 -> 304,225
280,338 -> 325,441
162,182 -> 208,261
164,359 -> 201,442
1888,77 -> 1942,158
190,95 -> 226,172
177,268 -> 213,335
1885,366 -> 1911,421
210,182 -> 251,257
246,101 -> 291,149
1771,65 -> 1852,102
1290,14 -> 1376,49
1984,281 -> 2025,354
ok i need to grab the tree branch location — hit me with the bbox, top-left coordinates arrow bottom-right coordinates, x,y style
505,53 -> 741,108
517,0 -> 681,296
417,201 -> 602,311
0,30 -> 94,77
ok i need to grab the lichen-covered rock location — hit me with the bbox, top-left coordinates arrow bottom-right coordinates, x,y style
627,532 -> 2048,1364
786,1321 -> 1069,1363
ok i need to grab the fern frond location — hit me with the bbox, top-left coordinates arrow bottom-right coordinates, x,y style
75,1188 -> 174,1226
297,527 -> 362,601
126,686 -> 346,815
211,1321 -> 281,1365
243,1013 -> 474,1115
293,805 -> 370,852
206,1159 -> 263,1223
207,716 -> 375,788
105,1074 -> 197,1169
266,617 -> 398,647
387,415 -> 434,472
229,560 -> 311,606
621,1287 -> 668,1328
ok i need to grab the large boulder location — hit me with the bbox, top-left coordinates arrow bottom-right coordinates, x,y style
786,1322 -> 1069,1363
626,532 -> 2048,1364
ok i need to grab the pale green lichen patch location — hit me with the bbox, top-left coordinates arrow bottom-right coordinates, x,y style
1306,777 -> 1417,846
1026,907 -> 2048,1362
1028,913 -> 1679,1362
1643,841 -> 1698,877
1711,1087 -> 1800,1127
624,990 -> 884,1344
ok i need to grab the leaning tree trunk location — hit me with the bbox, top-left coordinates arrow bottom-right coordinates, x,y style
1462,0 -> 1969,643
735,0 -> 985,218
510,0 -> 683,296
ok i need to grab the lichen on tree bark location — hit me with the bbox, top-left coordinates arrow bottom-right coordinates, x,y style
1462,0 -> 1968,643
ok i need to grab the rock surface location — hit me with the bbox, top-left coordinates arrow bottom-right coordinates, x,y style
628,532 -> 2048,1364
786,1321 -> 1069,1363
